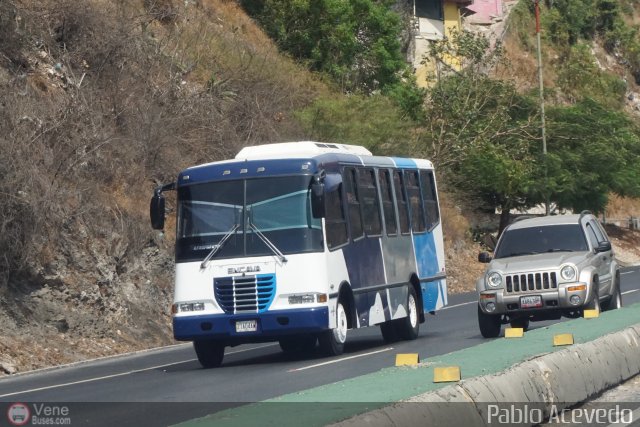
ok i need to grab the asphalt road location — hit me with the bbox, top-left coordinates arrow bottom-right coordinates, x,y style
1,267 -> 639,426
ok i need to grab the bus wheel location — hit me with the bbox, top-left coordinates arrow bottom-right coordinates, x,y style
193,340 -> 225,368
279,335 -> 317,354
319,301 -> 347,356
380,320 -> 400,343
396,286 -> 420,340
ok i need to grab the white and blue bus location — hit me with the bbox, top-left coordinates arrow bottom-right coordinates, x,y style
150,141 -> 447,367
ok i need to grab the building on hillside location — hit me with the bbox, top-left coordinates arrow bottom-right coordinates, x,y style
412,0 -> 471,86
411,0 -> 506,87
465,0 -> 504,25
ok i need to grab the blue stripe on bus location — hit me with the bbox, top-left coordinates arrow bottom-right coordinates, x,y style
390,158 -> 417,169
413,232 -> 440,277
422,280 -> 442,312
413,231 -> 442,312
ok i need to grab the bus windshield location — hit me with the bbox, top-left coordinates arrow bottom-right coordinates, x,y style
176,175 -> 323,262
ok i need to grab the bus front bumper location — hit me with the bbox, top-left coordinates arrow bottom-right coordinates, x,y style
173,307 -> 329,341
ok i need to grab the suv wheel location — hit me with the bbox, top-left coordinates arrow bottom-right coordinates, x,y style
478,305 -> 502,338
585,278 -> 601,312
509,318 -> 530,331
602,274 -> 622,311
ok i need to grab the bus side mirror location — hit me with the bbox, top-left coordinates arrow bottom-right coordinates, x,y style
311,182 -> 325,218
150,193 -> 166,230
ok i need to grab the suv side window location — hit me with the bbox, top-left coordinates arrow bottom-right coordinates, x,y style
585,223 -> 600,250
589,220 -> 606,243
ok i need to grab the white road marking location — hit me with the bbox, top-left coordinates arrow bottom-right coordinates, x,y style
288,347 -> 394,372
0,343 -> 278,398
622,289 -> 640,296
621,271 -> 636,275
441,301 -> 476,310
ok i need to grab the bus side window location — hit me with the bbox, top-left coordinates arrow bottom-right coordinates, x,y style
344,167 -> 364,240
393,170 -> 410,235
325,183 -> 348,249
407,171 -> 426,233
358,168 -> 382,237
378,169 -> 397,236
420,170 -> 440,231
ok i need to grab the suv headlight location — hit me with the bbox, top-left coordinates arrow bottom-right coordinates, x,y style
560,265 -> 577,281
487,272 -> 503,288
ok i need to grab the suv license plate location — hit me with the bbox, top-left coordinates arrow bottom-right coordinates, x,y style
235,320 -> 257,333
520,295 -> 543,309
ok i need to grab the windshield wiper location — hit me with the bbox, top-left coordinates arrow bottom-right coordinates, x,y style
248,221 -> 287,264
544,248 -> 575,253
504,251 -> 539,257
200,223 -> 240,269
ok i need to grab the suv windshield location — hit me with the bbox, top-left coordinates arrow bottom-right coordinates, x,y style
176,176 -> 323,262
494,224 -> 588,259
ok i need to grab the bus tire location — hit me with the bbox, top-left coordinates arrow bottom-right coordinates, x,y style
396,285 -> 420,341
478,305 -> 501,338
193,340 -> 225,368
279,335 -> 317,354
380,320 -> 400,343
318,301 -> 347,356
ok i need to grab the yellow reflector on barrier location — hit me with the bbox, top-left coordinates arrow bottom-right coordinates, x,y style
395,354 -> 419,366
553,333 -> 574,346
433,366 -> 461,383
505,328 -> 524,338
584,309 -> 600,319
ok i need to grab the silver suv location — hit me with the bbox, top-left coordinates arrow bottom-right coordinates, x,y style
476,211 -> 622,338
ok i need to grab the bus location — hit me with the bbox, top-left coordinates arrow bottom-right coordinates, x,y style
150,141 -> 447,368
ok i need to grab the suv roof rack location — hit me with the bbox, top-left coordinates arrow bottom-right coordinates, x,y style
512,215 -> 535,223
579,210 -> 593,222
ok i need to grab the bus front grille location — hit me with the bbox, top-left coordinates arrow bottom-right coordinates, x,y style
214,274 -> 276,314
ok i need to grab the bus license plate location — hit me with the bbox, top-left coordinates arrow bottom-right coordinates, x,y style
235,320 -> 257,333
520,295 -> 543,309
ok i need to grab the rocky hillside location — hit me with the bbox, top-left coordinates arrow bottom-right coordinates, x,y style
0,0 -> 323,374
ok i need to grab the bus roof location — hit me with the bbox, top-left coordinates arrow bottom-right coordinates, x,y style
177,142 -> 434,186
235,141 -> 372,160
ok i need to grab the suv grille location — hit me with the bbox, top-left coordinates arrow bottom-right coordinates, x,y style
505,271 -> 557,293
214,274 -> 275,314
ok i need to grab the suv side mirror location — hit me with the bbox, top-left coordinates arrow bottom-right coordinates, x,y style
150,193 -> 166,230
596,241 -> 612,253
311,182 -> 325,218
478,252 -> 492,263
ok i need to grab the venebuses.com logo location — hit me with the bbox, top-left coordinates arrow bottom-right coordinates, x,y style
7,403 -> 30,426
6,403 -> 71,426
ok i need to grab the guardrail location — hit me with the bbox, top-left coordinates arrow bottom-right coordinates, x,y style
602,217 -> 640,229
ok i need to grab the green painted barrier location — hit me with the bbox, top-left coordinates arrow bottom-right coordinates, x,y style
176,302 -> 640,427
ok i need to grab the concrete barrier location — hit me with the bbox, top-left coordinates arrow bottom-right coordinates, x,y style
333,324 -> 640,427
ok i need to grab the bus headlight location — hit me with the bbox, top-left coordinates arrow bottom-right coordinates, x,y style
560,265 -> 576,281
288,293 -> 327,304
487,272 -> 502,288
174,302 -> 206,313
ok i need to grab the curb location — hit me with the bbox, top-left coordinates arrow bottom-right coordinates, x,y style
332,324 -> 640,427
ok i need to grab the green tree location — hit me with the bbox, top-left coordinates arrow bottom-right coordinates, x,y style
546,99 -> 640,212
240,0 -> 407,92
296,94 -> 414,154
